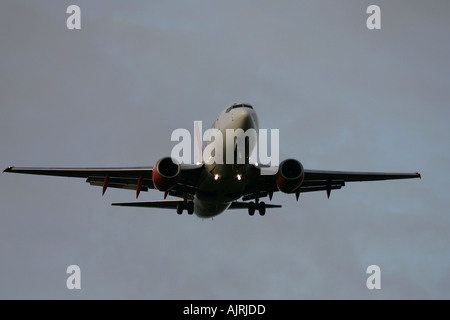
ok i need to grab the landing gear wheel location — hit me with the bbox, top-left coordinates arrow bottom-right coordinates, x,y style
187,201 -> 194,215
248,202 -> 256,216
177,203 -> 183,215
258,202 -> 266,216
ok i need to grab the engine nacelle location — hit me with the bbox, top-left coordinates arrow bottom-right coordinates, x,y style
275,159 -> 305,193
152,157 -> 181,191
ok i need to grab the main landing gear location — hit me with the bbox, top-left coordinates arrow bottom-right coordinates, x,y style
177,201 -> 194,215
248,201 -> 266,216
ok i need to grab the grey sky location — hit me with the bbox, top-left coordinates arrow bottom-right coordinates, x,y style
1,0 -> 449,299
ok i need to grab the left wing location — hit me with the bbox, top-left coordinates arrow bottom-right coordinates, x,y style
241,166 -> 421,201
302,169 -> 421,198
3,165 -> 203,198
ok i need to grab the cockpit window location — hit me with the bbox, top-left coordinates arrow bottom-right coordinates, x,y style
225,103 -> 253,113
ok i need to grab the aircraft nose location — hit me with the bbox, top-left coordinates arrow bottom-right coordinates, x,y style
234,109 -> 258,131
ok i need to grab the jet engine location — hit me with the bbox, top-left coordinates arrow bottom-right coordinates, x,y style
152,157 -> 181,191
275,159 -> 304,193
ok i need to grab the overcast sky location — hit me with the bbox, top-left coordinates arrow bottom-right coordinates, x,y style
1,0 -> 449,299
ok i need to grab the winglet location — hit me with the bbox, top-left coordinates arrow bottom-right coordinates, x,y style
3,167 -> 13,173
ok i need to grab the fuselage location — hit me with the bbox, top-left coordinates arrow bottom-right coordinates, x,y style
194,103 -> 259,218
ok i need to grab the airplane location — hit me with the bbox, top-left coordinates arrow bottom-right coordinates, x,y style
3,102 -> 421,218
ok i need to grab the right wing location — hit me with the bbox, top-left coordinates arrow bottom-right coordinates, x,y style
3,164 -> 204,198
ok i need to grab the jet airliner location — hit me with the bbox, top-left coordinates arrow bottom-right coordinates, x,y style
4,103 -> 421,218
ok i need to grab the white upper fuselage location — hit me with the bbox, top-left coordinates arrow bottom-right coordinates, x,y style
193,103 -> 259,217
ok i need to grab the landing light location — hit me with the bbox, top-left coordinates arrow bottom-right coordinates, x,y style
237,174 -> 242,181
214,174 -> 219,181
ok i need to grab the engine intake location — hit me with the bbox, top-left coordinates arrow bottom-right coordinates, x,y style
152,157 -> 181,191
276,159 -> 304,193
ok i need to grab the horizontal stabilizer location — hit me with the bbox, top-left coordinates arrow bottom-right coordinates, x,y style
229,202 -> 282,209
112,200 -> 182,209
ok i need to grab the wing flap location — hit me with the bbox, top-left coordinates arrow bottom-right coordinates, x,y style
300,185 -> 343,193
87,179 -> 149,192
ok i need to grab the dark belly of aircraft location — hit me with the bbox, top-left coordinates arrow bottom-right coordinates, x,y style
194,168 -> 247,217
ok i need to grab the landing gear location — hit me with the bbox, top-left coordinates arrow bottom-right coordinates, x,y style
177,202 -> 183,215
248,201 -> 266,216
177,201 -> 194,215
187,201 -> 194,215
248,202 -> 256,216
259,202 -> 266,216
